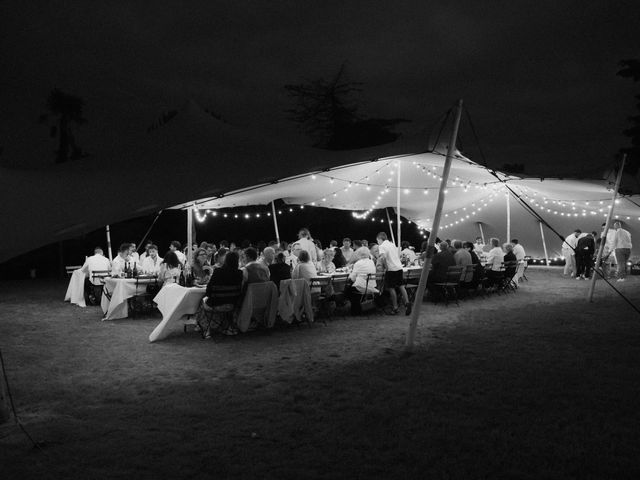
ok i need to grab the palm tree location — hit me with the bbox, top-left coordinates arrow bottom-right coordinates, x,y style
40,88 -> 87,163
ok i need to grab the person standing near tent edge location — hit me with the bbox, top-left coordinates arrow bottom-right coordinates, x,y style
613,221 -> 632,281
376,232 -> 410,315
562,230 -> 581,277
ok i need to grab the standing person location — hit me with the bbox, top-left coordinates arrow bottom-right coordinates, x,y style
562,230 -> 581,277
169,241 -> 186,266
511,239 -> 526,262
376,232 -> 410,315
601,223 -> 617,278
341,238 -> 354,263
575,232 -> 595,280
613,221 -> 632,281
296,228 -> 318,265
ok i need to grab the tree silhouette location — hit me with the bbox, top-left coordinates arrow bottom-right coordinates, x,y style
39,88 -> 88,164
285,64 -> 408,150
617,59 -> 640,174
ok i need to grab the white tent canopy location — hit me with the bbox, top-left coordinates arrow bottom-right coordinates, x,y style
2,100 -> 639,263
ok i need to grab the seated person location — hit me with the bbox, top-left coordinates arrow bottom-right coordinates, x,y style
427,243 -> 456,286
453,240 -> 472,266
260,247 -> 276,269
503,243 -> 517,263
485,238 -> 505,286
292,250 -> 318,281
157,251 -> 181,285
82,246 -> 112,303
169,240 -> 186,266
243,247 -> 270,284
191,248 -> 212,285
400,241 -> 417,265
212,247 -> 228,269
205,251 -> 243,308
269,252 -> 292,289
128,243 -> 140,267
347,249 -> 378,315
140,244 -> 162,274
110,243 -> 131,277
332,247 -> 347,269
317,248 -> 336,274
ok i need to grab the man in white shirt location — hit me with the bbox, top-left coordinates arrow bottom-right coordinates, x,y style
376,232 -> 410,315
169,241 -> 187,265
140,245 -> 163,274
341,238 -> 354,263
613,221 -> 632,281
511,239 -> 526,262
82,247 -> 112,304
128,243 -> 140,267
296,228 -> 317,265
562,230 -> 581,277
111,243 -> 131,277
400,241 -> 418,265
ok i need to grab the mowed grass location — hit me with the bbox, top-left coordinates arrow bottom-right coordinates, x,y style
1,269 -> 640,479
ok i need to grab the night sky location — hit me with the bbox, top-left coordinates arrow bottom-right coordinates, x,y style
1,1 -> 638,176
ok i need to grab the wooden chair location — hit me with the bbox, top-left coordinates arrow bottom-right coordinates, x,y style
433,266 -> 464,306
87,269 -> 110,305
403,268 -> 422,304
198,285 -> 243,339
309,276 -> 332,323
500,261 -> 519,293
458,264 -> 477,297
329,273 -> 349,308
358,273 -> 382,313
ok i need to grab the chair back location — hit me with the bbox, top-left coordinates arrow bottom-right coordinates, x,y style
462,264 -> 475,283
445,266 -> 464,284
504,261 -> 518,278
91,269 -> 111,283
209,284 -> 243,307
404,268 -> 422,285
330,274 -> 349,293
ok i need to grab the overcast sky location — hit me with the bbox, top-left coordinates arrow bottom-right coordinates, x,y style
1,1 -> 638,174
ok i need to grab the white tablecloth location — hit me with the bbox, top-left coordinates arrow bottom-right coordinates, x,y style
101,277 -> 157,320
64,268 -> 87,307
148,284 -> 207,342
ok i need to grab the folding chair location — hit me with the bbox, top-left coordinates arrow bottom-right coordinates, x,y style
329,273 -> 349,308
458,264 -> 477,297
501,261 -> 519,293
484,263 -> 506,295
403,268 -> 422,304
309,276 -> 332,323
129,277 -> 158,317
433,266 -> 464,306
88,269 -> 110,305
65,265 -> 82,277
358,273 -> 382,313
198,285 -> 243,339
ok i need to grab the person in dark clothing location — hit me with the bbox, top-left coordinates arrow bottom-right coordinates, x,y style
463,241 -> 481,265
427,243 -> 456,289
269,252 -> 292,289
575,233 -> 595,279
332,247 -> 347,268
205,251 -> 243,307
503,243 -> 517,263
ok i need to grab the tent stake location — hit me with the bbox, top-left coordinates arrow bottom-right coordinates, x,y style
105,225 -> 113,261
539,221 -> 549,266
588,154 -> 626,302
397,160 -> 402,254
271,200 -> 281,245
385,208 -> 396,245
406,99 -> 463,351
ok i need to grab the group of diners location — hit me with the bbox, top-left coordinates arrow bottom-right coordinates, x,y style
426,237 -> 527,295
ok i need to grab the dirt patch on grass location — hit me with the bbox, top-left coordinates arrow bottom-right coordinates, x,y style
1,268 -> 640,479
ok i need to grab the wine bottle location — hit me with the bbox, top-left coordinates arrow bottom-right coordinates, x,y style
132,262 -> 138,277
179,268 -> 186,287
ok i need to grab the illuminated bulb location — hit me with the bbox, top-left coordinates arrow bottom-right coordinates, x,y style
311,175 -> 316,180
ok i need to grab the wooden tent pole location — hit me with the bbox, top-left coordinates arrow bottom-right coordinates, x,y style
506,191 -> 511,243
105,225 -> 113,261
406,99 -> 463,350
477,222 -> 485,245
271,200 -> 281,245
385,208 -> 396,245
588,154 -> 626,302
186,205 -> 193,265
539,222 -> 550,266
397,161 -> 402,254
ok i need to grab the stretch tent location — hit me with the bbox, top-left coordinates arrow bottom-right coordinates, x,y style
171,153 -> 640,259
2,100 -> 639,262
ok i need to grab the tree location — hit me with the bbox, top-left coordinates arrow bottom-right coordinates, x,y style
617,59 -> 640,174
39,88 -> 88,163
285,64 -> 408,150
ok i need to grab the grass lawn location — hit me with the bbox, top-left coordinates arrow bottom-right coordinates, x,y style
1,268 -> 640,479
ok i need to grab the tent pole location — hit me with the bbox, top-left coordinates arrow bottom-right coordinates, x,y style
477,222 -> 485,245
397,161 -> 402,253
406,99 -> 463,351
186,206 -> 193,265
506,191 -> 511,243
588,154 -> 626,302
385,208 -> 396,245
539,222 -> 550,266
271,200 -> 281,245
105,225 -> 113,261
